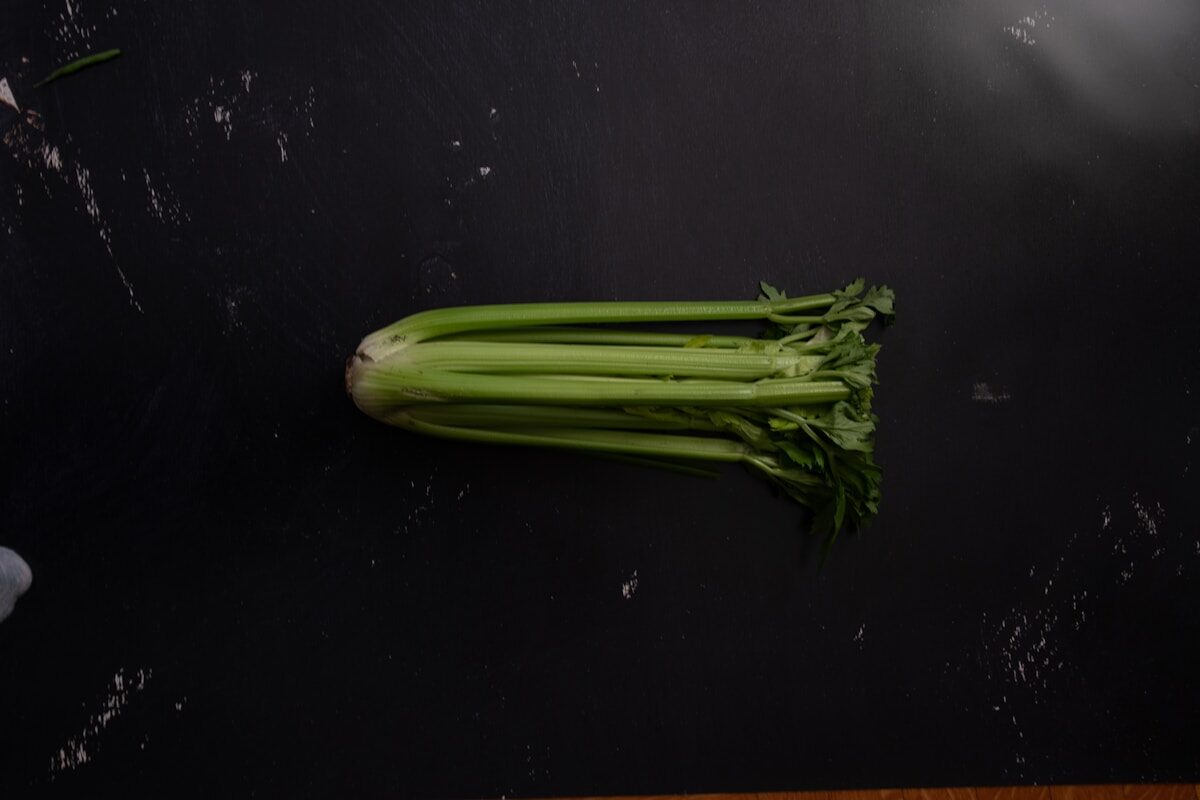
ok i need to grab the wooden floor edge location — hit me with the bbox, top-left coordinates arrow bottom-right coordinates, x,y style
552,784 -> 1200,800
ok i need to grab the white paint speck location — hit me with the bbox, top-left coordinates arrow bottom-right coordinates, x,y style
478,166 -> 491,178
276,131 -> 289,162
1101,505 -> 1112,530
212,105 -> 232,140
620,570 -> 639,599
0,78 -> 18,111
853,623 -> 865,644
40,143 -> 63,172
972,382 -> 1011,403
303,85 -> 316,131
224,295 -> 243,331
240,70 -> 253,93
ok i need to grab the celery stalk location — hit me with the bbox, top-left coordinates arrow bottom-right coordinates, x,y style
347,279 -> 894,553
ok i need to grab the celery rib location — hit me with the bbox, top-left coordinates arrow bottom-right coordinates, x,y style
387,412 -> 752,463
393,404 -> 718,431
358,293 -> 839,362
438,326 -> 758,349
398,341 -> 808,380
351,364 -> 850,410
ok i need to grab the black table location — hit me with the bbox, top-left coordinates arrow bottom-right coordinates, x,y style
2,2 -> 1198,797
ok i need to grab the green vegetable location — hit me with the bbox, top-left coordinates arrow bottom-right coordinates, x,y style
34,49 -> 122,88
347,280 -> 895,554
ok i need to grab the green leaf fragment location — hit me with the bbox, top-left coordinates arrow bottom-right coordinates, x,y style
776,440 -> 819,469
758,281 -> 786,302
807,402 -> 876,452
34,48 -> 122,88
862,284 -> 896,322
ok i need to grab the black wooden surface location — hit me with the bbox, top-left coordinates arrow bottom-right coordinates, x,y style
2,1 -> 1199,797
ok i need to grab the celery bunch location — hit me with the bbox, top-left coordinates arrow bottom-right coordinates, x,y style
347,280 -> 894,549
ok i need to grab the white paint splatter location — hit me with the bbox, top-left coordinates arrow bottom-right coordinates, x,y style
853,623 -> 865,644
972,382 -> 1012,403
40,142 -> 62,172
74,161 -> 142,311
186,77 -> 241,141
50,668 -> 152,776
985,490 -> 1189,770
223,294 -> 244,332
302,86 -> 316,132
188,75 -> 314,145
1130,494 -> 1163,537
50,0 -> 96,61
1004,8 -> 1051,47
212,105 -> 232,140
74,165 -> 100,227
620,570 -> 639,599
276,131 -> 289,162
478,165 -> 491,178
0,78 -> 18,111
145,170 -> 165,220
142,169 -> 188,225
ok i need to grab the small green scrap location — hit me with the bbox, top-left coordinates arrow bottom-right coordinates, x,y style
34,49 -> 122,89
